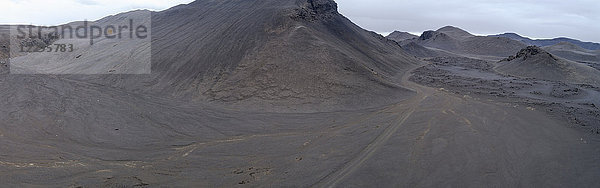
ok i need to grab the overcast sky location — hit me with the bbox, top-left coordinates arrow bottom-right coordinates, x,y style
337,0 -> 600,42
1,0 -> 599,42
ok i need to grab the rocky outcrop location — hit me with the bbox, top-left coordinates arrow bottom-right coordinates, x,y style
307,0 -> 337,14
419,30 -> 441,40
503,46 -> 557,62
292,0 -> 339,21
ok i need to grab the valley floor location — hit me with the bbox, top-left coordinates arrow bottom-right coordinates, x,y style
1,59 -> 599,187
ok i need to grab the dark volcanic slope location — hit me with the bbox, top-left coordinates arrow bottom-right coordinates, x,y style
403,26 -> 526,59
386,31 -> 418,42
109,0 -> 418,111
491,33 -> 600,50
0,0 -> 422,186
14,0 -> 420,112
3,1 -> 600,187
496,46 -> 600,85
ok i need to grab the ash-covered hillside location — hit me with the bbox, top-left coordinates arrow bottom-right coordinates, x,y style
496,46 -> 600,85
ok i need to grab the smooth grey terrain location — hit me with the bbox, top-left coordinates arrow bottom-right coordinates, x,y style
1,0 -> 599,187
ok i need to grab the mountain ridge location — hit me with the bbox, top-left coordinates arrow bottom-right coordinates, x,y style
542,42 -> 600,63
490,32 -> 600,50
397,26 -> 526,59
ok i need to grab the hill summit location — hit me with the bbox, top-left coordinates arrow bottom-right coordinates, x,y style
436,26 -> 474,39
497,46 -> 600,85
386,31 -> 418,42
503,46 -> 557,62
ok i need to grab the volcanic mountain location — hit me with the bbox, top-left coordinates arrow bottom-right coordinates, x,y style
149,0 -> 419,110
436,26 -> 474,39
495,46 -> 600,85
401,26 -> 527,59
386,31 -> 418,42
1,0 -> 422,185
9,0 -> 419,112
3,1 -> 600,187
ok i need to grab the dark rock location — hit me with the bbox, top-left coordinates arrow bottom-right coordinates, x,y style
503,46 -> 557,61
420,30 -> 439,40
292,0 -> 338,21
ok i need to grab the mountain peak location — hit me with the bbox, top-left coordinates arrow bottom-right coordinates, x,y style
306,0 -> 338,13
293,0 -> 338,20
497,45 -> 600,85
436,26 -> 474,39
437,25 -> 461,30
386,31 -> 418,42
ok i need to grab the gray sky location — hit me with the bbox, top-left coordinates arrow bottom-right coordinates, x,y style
0,0 -> 194,25
336,0 -> 600,42
2,0 -> 599,42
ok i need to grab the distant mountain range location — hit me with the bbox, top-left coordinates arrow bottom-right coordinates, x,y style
388,28 -> 600,51
387,26 -> 600,61
390,26 -> 526,59
488,33 -> 600,50
542,42 -> 600,63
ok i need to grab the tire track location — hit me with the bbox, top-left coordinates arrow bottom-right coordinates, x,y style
315,65 -> 433,187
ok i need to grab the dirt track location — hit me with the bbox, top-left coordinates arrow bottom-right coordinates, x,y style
317,63 -> 600,187
1,63 -> 599,187
316,65 -> 430,187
